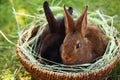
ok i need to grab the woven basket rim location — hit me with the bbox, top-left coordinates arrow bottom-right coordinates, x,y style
16,27 -> 120,79
16,39 -> 120,76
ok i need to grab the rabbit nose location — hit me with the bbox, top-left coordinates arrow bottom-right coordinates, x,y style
63,55 -> 73,62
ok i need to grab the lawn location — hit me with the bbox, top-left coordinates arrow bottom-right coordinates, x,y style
0,0 -> 120,80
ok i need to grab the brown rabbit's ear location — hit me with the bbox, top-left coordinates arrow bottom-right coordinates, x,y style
43,1 -> 56,33
76,6 -> 88,37
64,6 -> 75,33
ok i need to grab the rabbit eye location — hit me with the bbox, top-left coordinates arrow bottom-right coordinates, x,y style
76,43 -> 80,49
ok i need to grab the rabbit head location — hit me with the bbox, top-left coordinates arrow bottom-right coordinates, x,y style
61,6 -> 94,65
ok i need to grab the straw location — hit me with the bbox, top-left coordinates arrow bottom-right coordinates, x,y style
15,5 -> 120,73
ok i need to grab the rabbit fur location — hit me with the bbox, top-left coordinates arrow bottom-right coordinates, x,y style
61,6 -> 108,65
38,1 -> 73,64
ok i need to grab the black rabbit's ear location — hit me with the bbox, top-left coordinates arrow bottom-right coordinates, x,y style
64,6 -> 75,33
43,1 -> 56,33
68,7 -> 73,15
76,6 -> 88,37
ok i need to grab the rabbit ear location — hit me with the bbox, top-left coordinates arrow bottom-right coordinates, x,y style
64,6 -> 75,33
76,6 -> 88,37
43,1 -> 56,33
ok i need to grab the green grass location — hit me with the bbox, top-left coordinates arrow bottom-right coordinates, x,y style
0,0 -> 120,80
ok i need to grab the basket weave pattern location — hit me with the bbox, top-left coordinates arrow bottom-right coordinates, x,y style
16,42 -> 120,80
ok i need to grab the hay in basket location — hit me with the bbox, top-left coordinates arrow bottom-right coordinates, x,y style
16,4 -> 120,80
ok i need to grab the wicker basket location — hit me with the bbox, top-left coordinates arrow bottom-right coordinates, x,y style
16,29 -> 120,80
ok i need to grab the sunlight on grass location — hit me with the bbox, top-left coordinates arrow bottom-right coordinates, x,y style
15,9 -> 28,26
9,0 -> 13,4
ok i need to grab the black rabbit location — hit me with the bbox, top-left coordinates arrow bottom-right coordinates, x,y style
38,1 -> 73,64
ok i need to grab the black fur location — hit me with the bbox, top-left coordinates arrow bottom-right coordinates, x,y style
38,1 -> 73,64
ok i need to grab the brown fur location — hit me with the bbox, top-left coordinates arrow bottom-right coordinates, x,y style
61,6 -> 108,65
86,24 -> 108,57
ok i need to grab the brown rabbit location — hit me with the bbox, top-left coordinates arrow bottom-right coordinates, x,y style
61,6 -> 108,65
